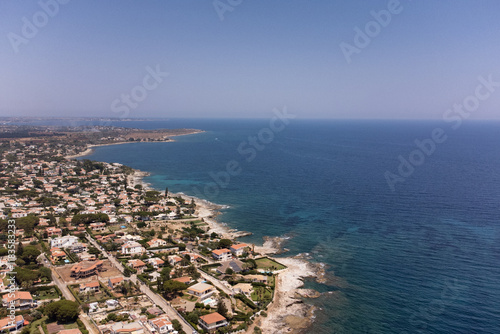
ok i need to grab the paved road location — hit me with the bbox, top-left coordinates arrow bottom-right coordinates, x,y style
197,269 -> 233,296
41,254 -> 99,334
85,233 -> 195,334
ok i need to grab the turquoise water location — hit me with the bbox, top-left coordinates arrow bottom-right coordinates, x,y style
84,119 -> 500,333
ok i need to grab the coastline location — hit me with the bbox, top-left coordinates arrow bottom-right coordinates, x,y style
126,168 -> 324,334
65,130 -> 204,160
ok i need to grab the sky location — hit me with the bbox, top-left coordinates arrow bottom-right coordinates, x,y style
1,0 -> 500,119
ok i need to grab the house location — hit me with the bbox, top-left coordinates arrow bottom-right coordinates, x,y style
79,281 -> 100,293
0,315 -> 27,331
108,321 -> 145,334
187,282 -> 215,299
108,277 -> 125,290
230,243 -> 249,257
128,259 -> 146,273
232,283 -> 253,297
47,227 -> 62,237
90,222 -> 106,232
211,249 -> 232,261
69,242 -> 88,254
172,276 -> 192,285
50,248 -> 67,263
50,235 -> 78,248
121,241 -> 146,255
216,259 -> 245,274
2,291 -> 36,310
198,312 -> 228,332
70,260 -> 103,279
147,257 -> 165,269
167,255 -> 183,267
241,274 -> 268,284
148,316 -> 174,334
147,238 -> 167,248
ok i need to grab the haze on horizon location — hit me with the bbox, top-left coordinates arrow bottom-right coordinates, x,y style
1,0 -> 500,120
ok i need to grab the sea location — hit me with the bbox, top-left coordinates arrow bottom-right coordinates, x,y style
27,118 -> 500,333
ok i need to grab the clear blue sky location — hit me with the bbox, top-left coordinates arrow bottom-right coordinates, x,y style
1,0 -> 500,119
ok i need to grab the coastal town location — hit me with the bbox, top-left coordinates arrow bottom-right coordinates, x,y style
0,125 -> 321,334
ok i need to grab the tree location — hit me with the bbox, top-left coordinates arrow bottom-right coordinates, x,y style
45,300 -> 80,323
218,239 -> 232,249
171,319 -> 182,332
21,245 -> 40,264
217,299 -> 228,318
163,280 -> 186,299
137,222 -> 146,228
164,187 -> 168,197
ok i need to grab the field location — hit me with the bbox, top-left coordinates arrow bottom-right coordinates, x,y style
254,257 -> 286,271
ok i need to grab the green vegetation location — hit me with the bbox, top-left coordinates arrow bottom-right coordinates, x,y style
44,300 -> 80,323
254,257 -> 286,271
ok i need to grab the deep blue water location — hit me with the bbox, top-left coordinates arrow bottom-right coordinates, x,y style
82,119 -> 500,334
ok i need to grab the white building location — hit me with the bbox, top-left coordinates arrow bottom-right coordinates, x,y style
121,241 -> 146,255
50,235 -> 79,249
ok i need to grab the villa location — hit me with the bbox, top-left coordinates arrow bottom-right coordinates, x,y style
148,316 -> 174,333
50,235 -> 79,248
70,260 -> 104,279
187,282 -> 215,299
2,291 -> 36,310
121,241 -> 146,255
79,281 -> 100,293
108,277 -> 125,290
230,243 -> 249,257
0,315 -> 27,331
198,312 -> 228,332
211,248 -> 232,261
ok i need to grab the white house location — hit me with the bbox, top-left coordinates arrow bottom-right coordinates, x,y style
121,241 -> 146,255
148,316 -> 174,333
212,248 -> 232,261
230,243 -> 249,257
51,235 -> 79,249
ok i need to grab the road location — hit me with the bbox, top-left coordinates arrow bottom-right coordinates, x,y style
85,233 -> 195,334
197,270 -> 233,296
41,254 -> 99,334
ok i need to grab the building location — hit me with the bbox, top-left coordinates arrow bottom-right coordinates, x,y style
167,255 -> 183,267
50,248 -> 67,263
2,291 -> 36,310
79,281 -> 100,293
47,227 -> 62,237
121,241 -> 146,255
147,257 -> 165,269
70,260 -> 104,279
241,274 -> 268,284
198,312 -> 228,332
128,259 -> 146,273
50,235 -> 79,249
232,283 -> 253,297
108,276 -> 125,290
216,259 -> 245,274
0,315 -> 27,331
230,243 -> 249,257
187,282 -> 215,299
211,248 -> 232,261
147,238 -> 167,248
90,222 -> 106,232
148,316 -> 174,333
172,276 -> 192,285
108,321 -> 145,334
